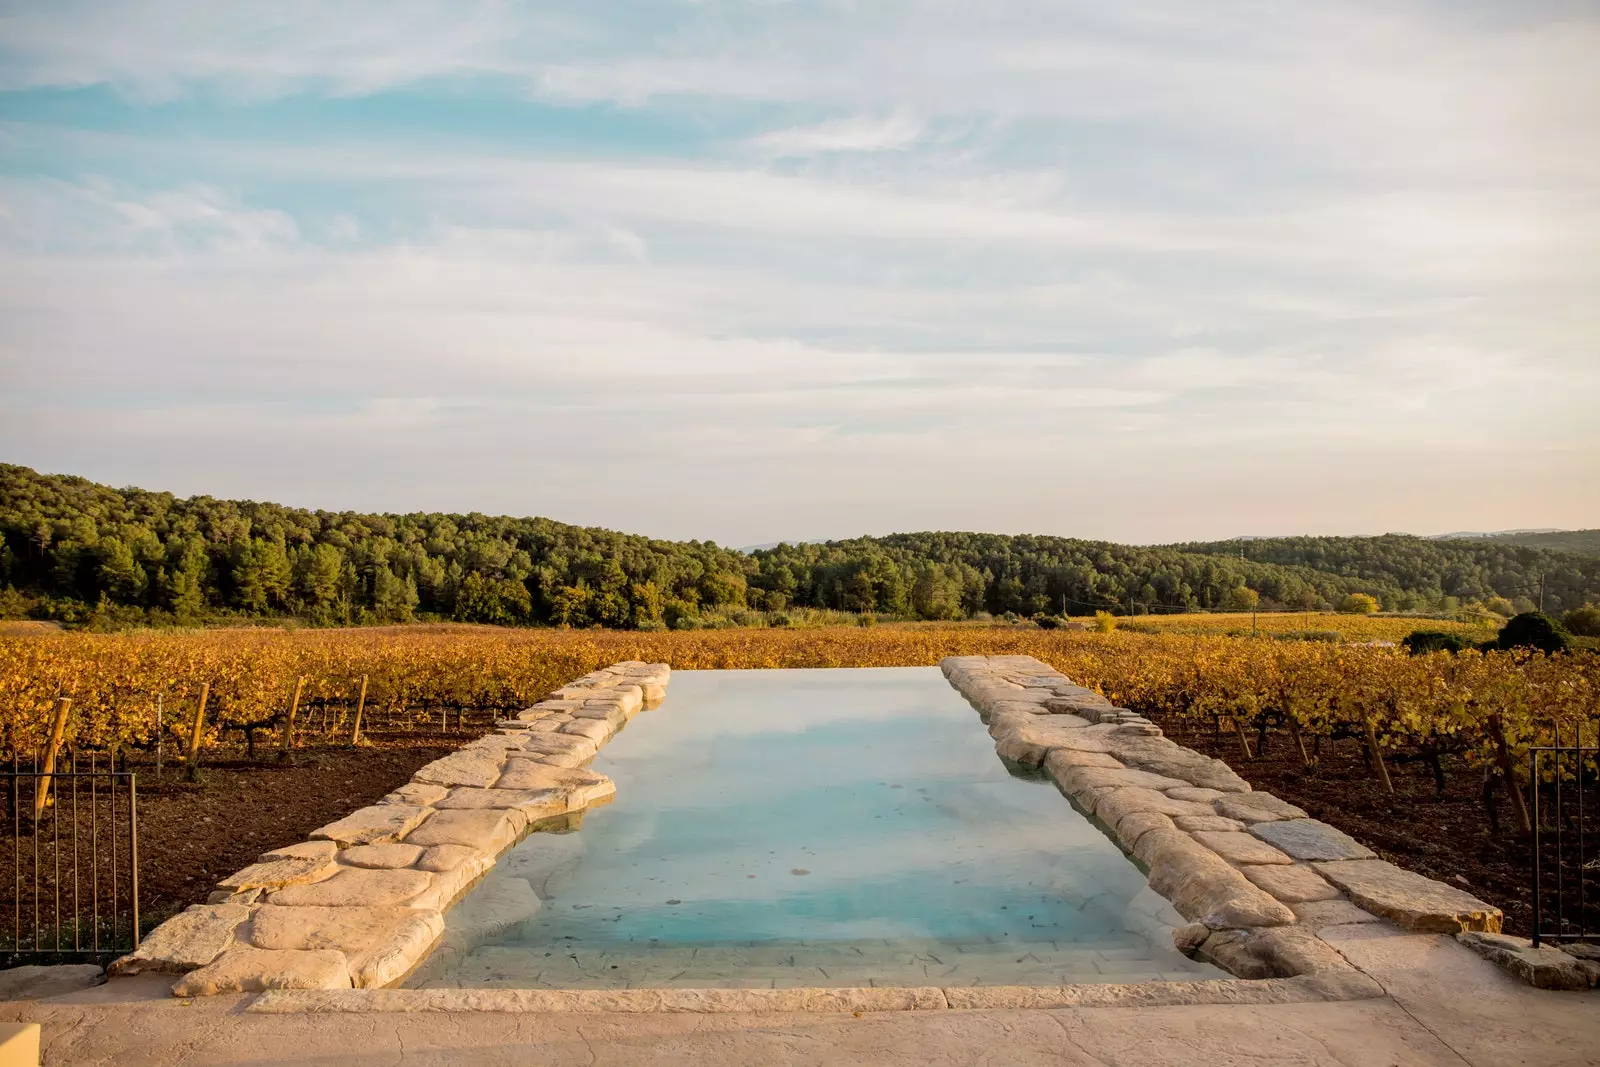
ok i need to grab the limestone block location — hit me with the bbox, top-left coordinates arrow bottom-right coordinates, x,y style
311,804 -> 431,848
640,682 -> 667,705
493,762 -> 614,805
171,947 -> 352,996
1057,764 -> 1195,796
1314,859 -> 1502,933
433,787 -> 571,822
1291,899 -> 1382,927
532,750 -> 590,768
407,851 -> 494,910
1213,792 -> 1308,824
1249,819 -> 1375,862
522,719 -> 568,734
572,704 -> 627,728
349,912 -> 446,988
1090,787 -> 1216,830
559,718 -> 615,743
402,808 -> 523,853
1166,786 -> 1224,803
1173,814 -> 1246,833
206,888 -> 262,906
109,904 -> 251,975
1113,810 -> 1176,852
380,782 -> 449,807
338,843 -> 425,870
1191,831 -> 1295,866
411,750 -> 506,789
512,734 -> 598,760
1141,831 -> 1296,929
1101,733 -> 1251,792
267,867 -> 434,908
416,844 -> 487,872
1457,932 -> 1591,991
218,850 -> 336,891
248,904 -> 429,955
259,840 -> 339,863
1197,926 -> 1353,980
994,718 -> 1096,765
1239,863 -> 1341,903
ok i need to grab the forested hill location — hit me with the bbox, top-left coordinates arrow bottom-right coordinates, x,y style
1479,530 -> 1600,558
2,464 -> 1597,628
1174,534 -> 1600,615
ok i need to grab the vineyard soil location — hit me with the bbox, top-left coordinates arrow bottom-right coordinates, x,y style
1158,717 -> 1596,939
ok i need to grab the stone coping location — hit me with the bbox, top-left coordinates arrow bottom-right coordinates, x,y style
939,654 -> 1504,988
246,968 -> 1383,1015
111,661 -> 671,997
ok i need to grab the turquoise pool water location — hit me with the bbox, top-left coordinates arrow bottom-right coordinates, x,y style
409,667 -> 1222,989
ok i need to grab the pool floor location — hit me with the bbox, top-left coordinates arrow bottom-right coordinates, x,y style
407,667 -> 1223,989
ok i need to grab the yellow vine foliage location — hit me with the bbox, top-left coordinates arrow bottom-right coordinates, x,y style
0,627 -> 1592,774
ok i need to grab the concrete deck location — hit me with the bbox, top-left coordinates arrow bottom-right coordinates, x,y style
3,925 -> 1596,1065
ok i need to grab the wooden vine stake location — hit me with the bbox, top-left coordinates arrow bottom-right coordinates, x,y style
185,681 -> 210,782
1363,718 -> 1394,794
278,676 -> 306,761
34,695 -> 73,821
350,675 -> 369,746
1231,714 -> 1254,760
1287,714 -> 1314,770
1486,713 -> 1532,833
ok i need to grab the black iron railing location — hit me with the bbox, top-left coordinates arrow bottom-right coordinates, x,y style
0,755 -> 140,965
1530,742 -> 1598,948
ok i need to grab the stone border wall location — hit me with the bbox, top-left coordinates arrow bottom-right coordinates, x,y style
941,654 -> 1503,986
109,661 -> 671,997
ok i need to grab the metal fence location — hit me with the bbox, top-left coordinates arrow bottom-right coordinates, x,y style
1530,743 -> 1599,948
0,755 -> 139,965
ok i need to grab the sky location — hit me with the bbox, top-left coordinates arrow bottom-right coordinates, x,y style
1,1 -> 1597,547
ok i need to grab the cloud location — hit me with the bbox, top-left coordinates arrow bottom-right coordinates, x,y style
749,114 -> 926,156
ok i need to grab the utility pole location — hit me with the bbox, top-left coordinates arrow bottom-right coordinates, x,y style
1539,574 -> 1545,614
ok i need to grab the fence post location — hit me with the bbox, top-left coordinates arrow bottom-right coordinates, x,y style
33,696 -> 73,821
185,682 -> 210,782
277,677 -> 306,761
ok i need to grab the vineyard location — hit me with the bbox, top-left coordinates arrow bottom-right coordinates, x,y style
1,624 -> 1591,800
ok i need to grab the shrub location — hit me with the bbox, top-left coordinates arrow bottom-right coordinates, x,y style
1271,630 -> 1342,644
1094,610 -> 1118,633
856,613 -> 877,628
1033,614 -> 1062,630
1496,612 -> 1571,654
1484,597 -> 1515,618
1402,630 -> 1467,655
770,612 -> 794,628
1337,593 -> 1380,615
1561,605 -> 1600,638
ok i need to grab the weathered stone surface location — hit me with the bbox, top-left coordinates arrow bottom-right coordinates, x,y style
411,750 -> 505,789
416,844 -> 485,873
108,904 -> 251,975
1239,863 -> 1341,903
407,851 -> 494,911
558,718 -> 614,743
349,913 -> 445,988
639,682 -> 667,705
572,704 -> 627,728
218,851 -> 336,891
1101,733 -> 1251,792
531,750 -> 590,768
338,843 -> 425,870
1291,899 -> 1383,927
1113,810 -> 1175,851
402,808 -> 523,853
267,867 -> 434,908
492,762 -> 614,805
380,782 -> 449,807
1192,831 -> 1295,866
248,905 -> 428,955
1141,831 -> 1296,929
1166,786 -> 1225,803
1173,814 -> 1247,833
1056,764 -> 1195,795
0,963 -> 104,1000
311,804 -> 431,848
1249,819 -> 1376,862
433,787 -> 570,820
259,840 -> 339,863
206,887 -> 263,906
1314,859 -> 1502,933
172,947 -> 352,996
1040,747 -> 1123,771
997,719 -> 1098,765
1213,792 -> 1308,824
511,734 -> 598,760
1198,926 -> 1353,980
1457,932 -> 1591,991
1091,787 -> 1216,830
1171,922 -> 1211,955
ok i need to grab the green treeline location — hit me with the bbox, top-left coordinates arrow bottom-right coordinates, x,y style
2,464 -> 1597,628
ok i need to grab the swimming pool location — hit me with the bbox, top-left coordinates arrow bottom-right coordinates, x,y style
407,667 -> 1223,989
